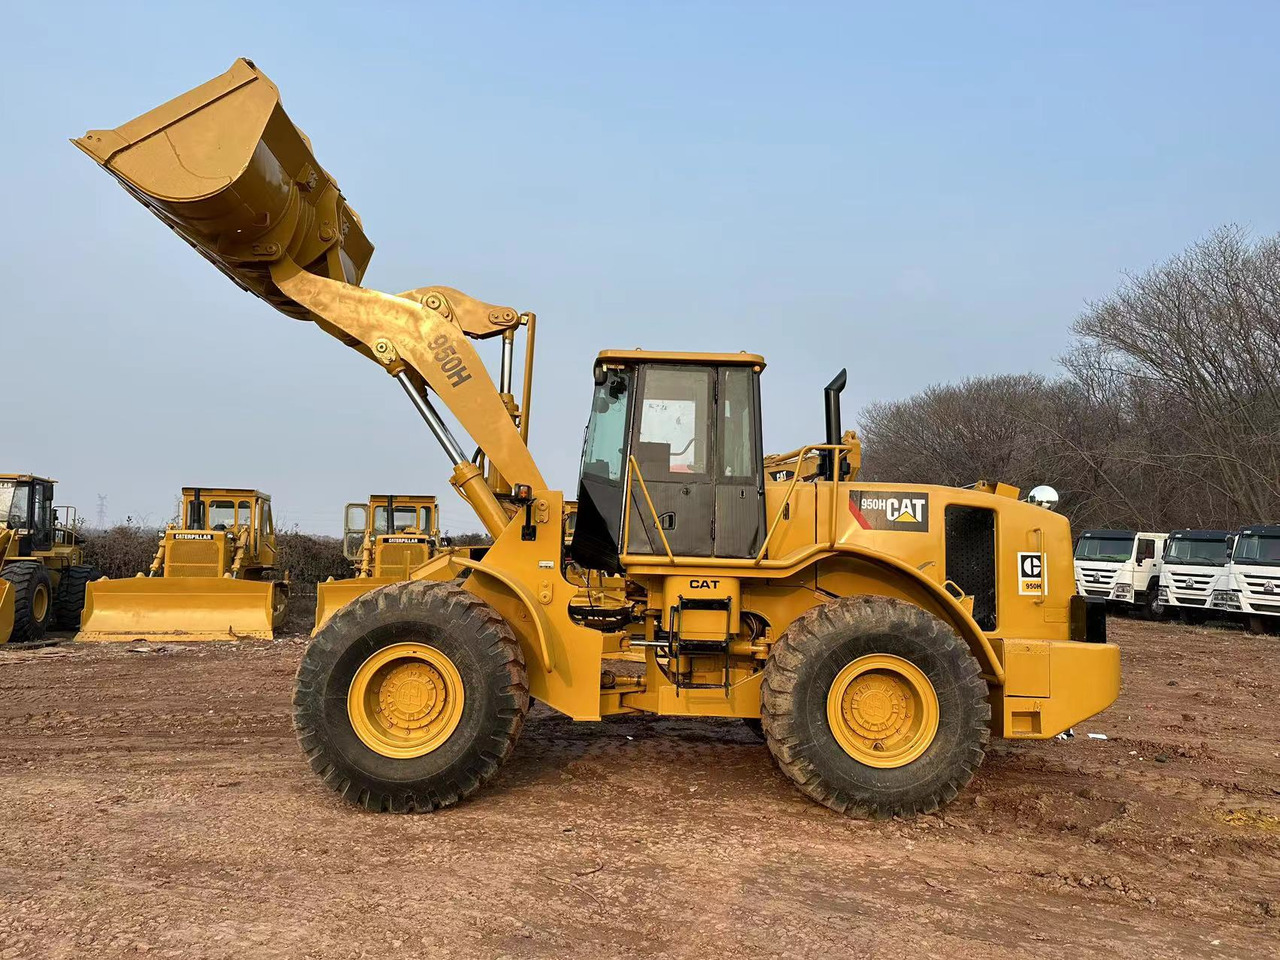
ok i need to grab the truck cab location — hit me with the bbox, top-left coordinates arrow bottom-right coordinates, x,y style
1074,529 -> 1167,615
1158,530 -> 1233,621
1211,525 -> 1280,626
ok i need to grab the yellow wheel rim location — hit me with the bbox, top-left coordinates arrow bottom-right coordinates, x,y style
826,654 -> 939,768
347,643 -> 465,759
32,584 -> 49,623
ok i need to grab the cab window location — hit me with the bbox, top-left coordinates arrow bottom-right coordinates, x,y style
238,500 -> 253,527
719,367 -> 757,479
208,500 -> 236,529
635,365 -> 711,477
582,369 -> 631,482
1,482 -> 30,529
345,504 -> 368,535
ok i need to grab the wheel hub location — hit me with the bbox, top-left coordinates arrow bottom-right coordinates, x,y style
348,643 -> 464,759
376,661 -> 445,730
32,584 -> 49,622
827,654 -> 939,768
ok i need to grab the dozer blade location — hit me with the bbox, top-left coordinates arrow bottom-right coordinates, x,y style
313,577 -> 400,636
0,579 -> 13,645
72,58 -> 372,323
78,577 -> 283,643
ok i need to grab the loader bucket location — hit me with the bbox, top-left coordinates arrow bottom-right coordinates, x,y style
73,58 -> 373,322
313,577 -> 397,635
0,578 -> 13,645
78,576 -> 284,643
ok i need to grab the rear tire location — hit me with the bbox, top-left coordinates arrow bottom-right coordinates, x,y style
293,579 -> 528,812
1,562 -> 53,645
762,596 -> 990,819
53,565 -> 104,630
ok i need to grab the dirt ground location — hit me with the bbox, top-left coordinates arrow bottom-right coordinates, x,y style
0,612 -> 1276,960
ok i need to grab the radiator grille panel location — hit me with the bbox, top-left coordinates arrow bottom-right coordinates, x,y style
166,539 -> 223,578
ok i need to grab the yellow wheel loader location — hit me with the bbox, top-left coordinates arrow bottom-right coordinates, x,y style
1,475 -> 103,644
314,495 -> 441,633
78,487 -> 287,642
76,59 -> 1121,818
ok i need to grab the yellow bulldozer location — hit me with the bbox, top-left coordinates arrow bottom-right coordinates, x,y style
314,495 -> 441,633
1,474 -> 102,644
76,59 -> 1120,818
78,486 -> 288,642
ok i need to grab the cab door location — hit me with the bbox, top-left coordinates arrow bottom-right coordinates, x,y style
343,503 -> 368,562
626,364 -> 717,557
625,364 -> 765,559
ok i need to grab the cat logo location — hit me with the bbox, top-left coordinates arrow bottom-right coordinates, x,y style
848,491 -> 930,532
1018,552 -> 1046,596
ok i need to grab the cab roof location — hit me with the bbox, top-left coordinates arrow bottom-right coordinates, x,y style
1239,525 -> 1280,536
0,474 -> 55,484
595,349 -> 765,369
1169,529 -> 1234,540
181,487 -> 270,500
368,495 -> 438,505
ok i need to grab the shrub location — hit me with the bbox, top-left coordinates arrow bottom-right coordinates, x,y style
80,524 -> 163,579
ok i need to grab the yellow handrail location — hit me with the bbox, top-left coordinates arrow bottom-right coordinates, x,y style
622,456 -> 675,562
755,443 -> 854,563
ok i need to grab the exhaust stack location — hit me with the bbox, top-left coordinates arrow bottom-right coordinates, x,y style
821,368 -> 847,481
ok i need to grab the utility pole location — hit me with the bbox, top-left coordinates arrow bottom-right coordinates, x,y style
96,494 -> 108,529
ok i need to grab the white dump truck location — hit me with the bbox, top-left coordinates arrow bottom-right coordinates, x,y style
1074,529 -> 1167,617
1211,525 -> 1280,631
1158,529 -> 1234,623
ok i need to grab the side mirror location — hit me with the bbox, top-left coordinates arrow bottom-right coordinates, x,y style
1026,485 -> 1060,511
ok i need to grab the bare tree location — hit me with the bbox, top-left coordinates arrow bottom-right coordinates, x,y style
857,228 -> 1280,532
1064,227 -> 1280,527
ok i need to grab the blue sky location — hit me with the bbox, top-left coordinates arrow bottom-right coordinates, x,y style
3,2 -> 1278,534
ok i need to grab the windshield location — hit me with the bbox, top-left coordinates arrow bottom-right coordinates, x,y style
208,500 -> 236,529
1165,538 -> 1230,566
373,505 -> 421,534
1074,535 -> 1134,562
0,481 -> 30,529
1233,534 -> 1280,567
581,369 -> 631,483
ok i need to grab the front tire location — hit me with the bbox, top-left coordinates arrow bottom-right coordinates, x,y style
54,565 -> 104,630
1141,584 -> 1165,621
762,596 -> 990,819
1,562 -> 53,645
293,579 -> 528,812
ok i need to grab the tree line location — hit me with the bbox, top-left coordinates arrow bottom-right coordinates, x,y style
856,227 -> 1280,532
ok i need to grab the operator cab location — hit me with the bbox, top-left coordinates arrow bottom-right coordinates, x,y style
0,475 -> 56,554
180,487 -> 275,561
571,351 -> 766,572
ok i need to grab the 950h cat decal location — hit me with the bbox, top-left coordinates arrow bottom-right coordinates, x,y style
848,490 -> 930,532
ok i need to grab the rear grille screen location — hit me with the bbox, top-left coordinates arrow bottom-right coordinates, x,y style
945,506 -> 997,630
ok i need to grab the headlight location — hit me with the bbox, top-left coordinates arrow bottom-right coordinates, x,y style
1158,586 -> 1169,601
1115,583 -> 1132,599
